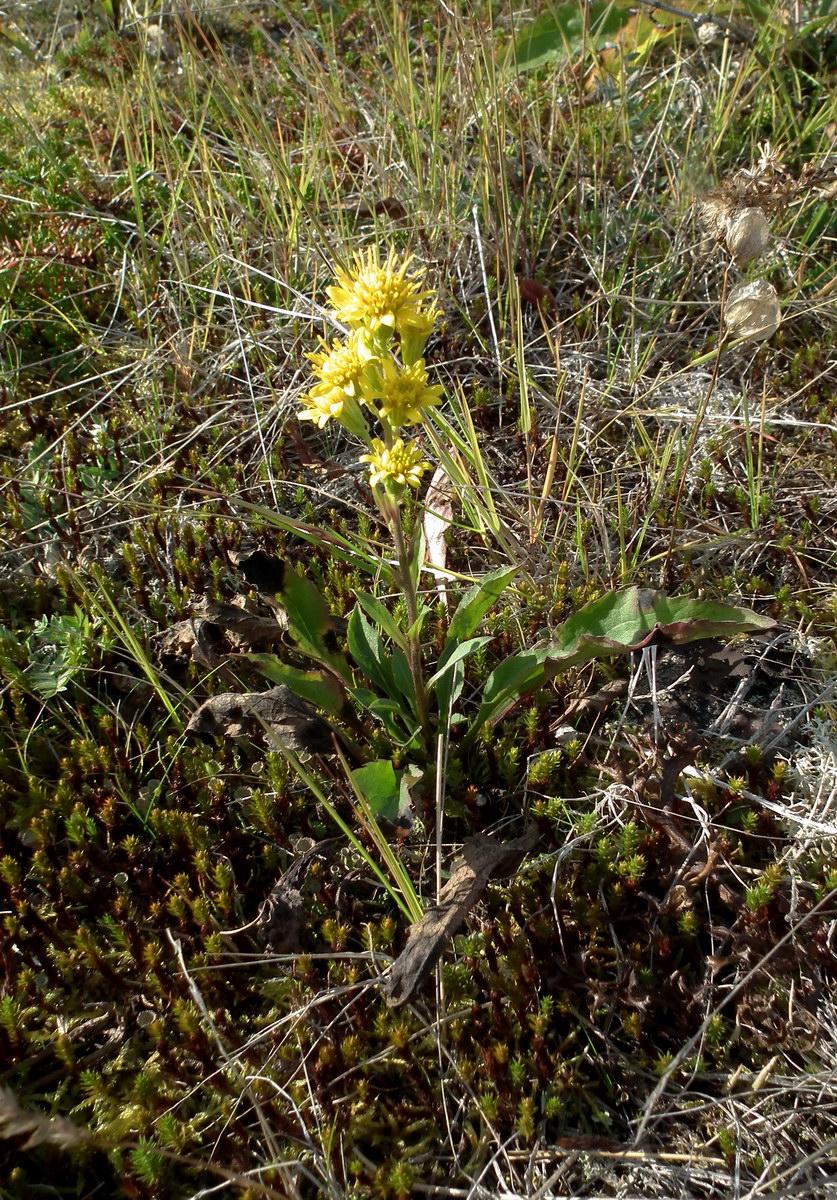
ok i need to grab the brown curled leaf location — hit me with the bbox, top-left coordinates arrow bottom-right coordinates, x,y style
354,197 -> 406,221
185,685 -> 337,754
256,883 -> 305,954
233,548 -> 289,595
233,550 -> 349,649
0,1087 -> 91,1150
192,598 -> 288,650
152,616 -> 225,671
518,276 -> 555,311
256,840 -> 339,952
220,839 -> 339,953
385,827 -> 539,1007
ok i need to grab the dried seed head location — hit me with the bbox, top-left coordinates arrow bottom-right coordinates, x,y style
724,280 -> 780,343
725,206 -> 771,266
697,20 -> 720,44
697,194 -> 732,239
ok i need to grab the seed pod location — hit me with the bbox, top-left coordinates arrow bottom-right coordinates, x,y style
724,280 -> 780,343
725,207 -> 771,266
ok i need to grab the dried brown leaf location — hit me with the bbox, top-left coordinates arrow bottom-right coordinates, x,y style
185,685 -> 337,753
354,197 -> 407,220
256,841 -> 337,952
193,598 -> 287,650
234,548 -> 288,595
518,276 -> 555,311
0,1088 -> 90,1150
153,597 -> 286,674
220,840 -> 339,951
385,827 -> 539,1007
153,617 -> 224,670
422,465 -> 455,605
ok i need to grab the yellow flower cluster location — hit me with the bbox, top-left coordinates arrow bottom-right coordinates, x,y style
298,248 -> 442,493
360,438 -> 429,490
298,333 -> 372,429
327,249 -> 439,345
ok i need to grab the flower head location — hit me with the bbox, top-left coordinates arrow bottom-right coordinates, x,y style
298,333 -> 375,435
306,333 -> 374,400
362,358 -> 443,430
297,388 -> 347,428
327,248 -> 437,340
359,437 -> 430,490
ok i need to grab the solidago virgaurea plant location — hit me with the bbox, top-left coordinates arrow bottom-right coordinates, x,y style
227,246 -> 777,902
298,247 -> 443,746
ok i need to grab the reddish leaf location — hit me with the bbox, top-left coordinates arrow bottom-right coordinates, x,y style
518,276 -> 555,311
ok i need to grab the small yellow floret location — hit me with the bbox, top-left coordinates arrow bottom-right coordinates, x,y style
360,437 -> 430,490
362,358 -> 443,430
307,332 -> 373,392
297,389 -> 346,428
398,305 -> 441,365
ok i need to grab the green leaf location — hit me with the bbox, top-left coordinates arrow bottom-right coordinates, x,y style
544,588 -> 775,675
463,647 -> 552,746
348,607 -> 397,697
406,604 -> 432,642
348,687 -> 416,743
409,527 -> 426,593
425,636 -> 493,691
439,659 -> 466,728
390,646 -> 416,708
351,760 -> 420,828
463,589 -> 774,746
351,759 -> 400,822
280,569 -> 351,682
248,657 -> 348,718
355,592 -> 408,650
237,553 -> 350,680
445,565 -> 518,648
509,1 -> 633,72
349,598 -> 415,714
5,611 -> 95,699
435,566 -> 518,720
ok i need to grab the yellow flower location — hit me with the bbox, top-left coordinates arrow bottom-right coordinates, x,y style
362,358 -> 443,430
327,248 -> 437,339
297,389 -> 347,428
360,437 -> 430,490
298,333 -> 375,432
307,333 -> 373,398
298,389 -> 369,440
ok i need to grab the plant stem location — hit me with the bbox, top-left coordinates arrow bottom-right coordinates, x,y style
388,503 -> 431,747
